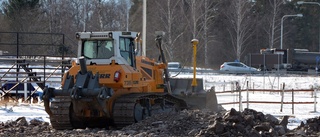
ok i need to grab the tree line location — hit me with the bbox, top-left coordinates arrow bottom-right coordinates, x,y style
0,0 -> 319,69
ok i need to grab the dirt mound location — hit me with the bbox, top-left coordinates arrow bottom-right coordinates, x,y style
0,108 -> 319,137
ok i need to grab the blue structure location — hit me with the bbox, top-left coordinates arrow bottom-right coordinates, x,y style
0,82 -> 41,99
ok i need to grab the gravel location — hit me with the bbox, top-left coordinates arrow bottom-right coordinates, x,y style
0,108 -> 319,137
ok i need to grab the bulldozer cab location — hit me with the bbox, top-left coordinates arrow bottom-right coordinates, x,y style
71,31 -> 166,92
76,31 -> 137,67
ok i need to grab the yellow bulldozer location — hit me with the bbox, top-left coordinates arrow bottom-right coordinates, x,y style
42,31 -> 218,130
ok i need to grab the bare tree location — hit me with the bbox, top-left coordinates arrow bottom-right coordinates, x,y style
129,0 -> 143,32
152,0 -> 186,61
201,0 -> 219,67
224,0 -> 254,61
117,0 -> 132,31
265,0 -> 284,49
181,0 -> 219,67
88,0 -> 128,31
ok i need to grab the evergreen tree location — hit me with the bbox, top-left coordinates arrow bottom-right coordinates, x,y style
2,0 -> 42,32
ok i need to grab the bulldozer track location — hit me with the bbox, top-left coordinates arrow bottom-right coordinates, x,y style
112,94 -> 137,128
50,96 -> 73,130
112,93 -> 187,128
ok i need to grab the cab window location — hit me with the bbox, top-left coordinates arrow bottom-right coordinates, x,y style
119,37 -> 134,66
83,40 -> 114,59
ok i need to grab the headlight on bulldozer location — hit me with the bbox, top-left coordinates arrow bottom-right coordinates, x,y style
108,32 -> 113,38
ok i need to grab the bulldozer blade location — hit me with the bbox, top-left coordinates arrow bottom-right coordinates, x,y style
170,78 -> 219,111
170,78 -> 205,95
173,89 -> 219,111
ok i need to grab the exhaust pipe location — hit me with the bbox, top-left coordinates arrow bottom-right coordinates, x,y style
79,57 -> 87,74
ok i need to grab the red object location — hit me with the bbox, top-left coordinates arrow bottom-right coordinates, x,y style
114,70 -> 121,82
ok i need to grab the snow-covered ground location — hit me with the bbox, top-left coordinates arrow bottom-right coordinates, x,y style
172,72 -> 320,129
1,70 -> 320,130
0,103 -> 50,123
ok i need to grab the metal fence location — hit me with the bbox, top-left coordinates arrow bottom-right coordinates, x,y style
211,81 -> 317,114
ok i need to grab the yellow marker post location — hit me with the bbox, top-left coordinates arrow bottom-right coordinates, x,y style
191,39 -> 198,93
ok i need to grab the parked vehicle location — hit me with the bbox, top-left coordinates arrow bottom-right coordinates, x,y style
168,62 -> 181,70
220,62 -> 259,73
